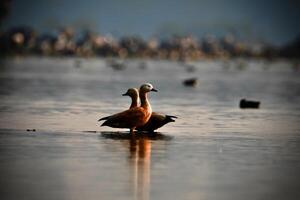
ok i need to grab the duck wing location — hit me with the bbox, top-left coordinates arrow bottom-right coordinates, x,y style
101,107 -> 147,128
137,112 -> 177,131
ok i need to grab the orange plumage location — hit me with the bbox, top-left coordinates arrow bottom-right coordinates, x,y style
98,83 -> 157,133
121,87 -> 177,132
100,107 -> 150,128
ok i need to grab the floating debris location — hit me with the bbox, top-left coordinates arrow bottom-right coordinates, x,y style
183,78 -> 198,87
239,99 -> 260,109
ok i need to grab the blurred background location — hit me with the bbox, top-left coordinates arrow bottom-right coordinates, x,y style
1,0 -> 300,59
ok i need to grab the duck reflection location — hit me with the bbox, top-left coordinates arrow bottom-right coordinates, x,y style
129,135 -> 151,200
100,131 -> 172,200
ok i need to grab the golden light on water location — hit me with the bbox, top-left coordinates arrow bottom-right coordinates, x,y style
129,137 -> 151,200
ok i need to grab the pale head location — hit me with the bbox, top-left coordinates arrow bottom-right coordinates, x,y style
122,88 -> 139,97
139,83 -> 158,93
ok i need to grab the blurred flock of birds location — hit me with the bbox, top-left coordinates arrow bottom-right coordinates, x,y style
0,26 -> 300,60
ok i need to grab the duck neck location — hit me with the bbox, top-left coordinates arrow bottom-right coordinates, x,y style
130,95 -> 139,109
140,92 -> 152,113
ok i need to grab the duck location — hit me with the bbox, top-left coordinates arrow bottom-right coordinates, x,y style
122,87 -> 177,132
98,83 -> 157,133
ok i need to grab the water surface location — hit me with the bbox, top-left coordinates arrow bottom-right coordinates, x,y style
0,57 -> 299,200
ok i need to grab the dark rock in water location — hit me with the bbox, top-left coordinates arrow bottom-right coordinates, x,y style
240,99 -> 260,109
183,78 -> 197,87
26,129 -> 36,132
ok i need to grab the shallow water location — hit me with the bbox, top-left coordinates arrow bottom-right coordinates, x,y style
0,57 -> 300,200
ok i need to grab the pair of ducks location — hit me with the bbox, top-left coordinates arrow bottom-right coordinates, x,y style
98,83 -> 177,133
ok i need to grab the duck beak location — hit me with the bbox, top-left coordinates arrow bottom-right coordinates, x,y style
122,92 -> 128,96
151,88 -> 158,92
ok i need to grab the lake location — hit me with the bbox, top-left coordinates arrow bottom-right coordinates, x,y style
0,57 -> 299,200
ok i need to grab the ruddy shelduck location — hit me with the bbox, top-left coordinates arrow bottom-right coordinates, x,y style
98,83 -> 157,133
123,87 -> 177,132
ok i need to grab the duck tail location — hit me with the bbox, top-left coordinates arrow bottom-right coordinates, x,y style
166,115 -> 177,119
165,115 -> 177,122
98,116 -> 110,122
100,121 -> 108,127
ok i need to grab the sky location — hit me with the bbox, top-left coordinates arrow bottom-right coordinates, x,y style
2,0 -> 300,45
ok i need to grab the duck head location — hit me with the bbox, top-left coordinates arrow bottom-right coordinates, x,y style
139,83 -> 158,93
122,88 -> 139,97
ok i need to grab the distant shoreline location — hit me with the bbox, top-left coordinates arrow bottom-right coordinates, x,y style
1,27 -> 299,61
